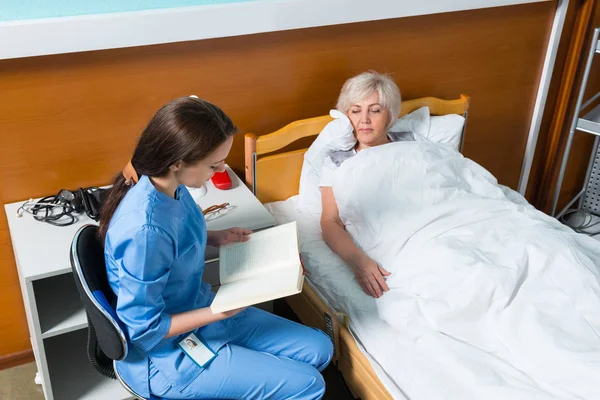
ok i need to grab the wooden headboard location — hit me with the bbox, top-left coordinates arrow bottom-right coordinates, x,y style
245,95 -> 470,203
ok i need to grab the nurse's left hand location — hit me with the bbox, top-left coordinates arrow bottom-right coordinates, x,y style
207,228 -> 252,247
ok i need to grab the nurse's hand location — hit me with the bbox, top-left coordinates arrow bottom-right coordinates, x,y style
220,306 -> 248,319
167,306 -> 249,337
207,228 -> 252,247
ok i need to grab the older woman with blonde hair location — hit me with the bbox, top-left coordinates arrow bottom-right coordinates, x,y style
320,71 -> 404,299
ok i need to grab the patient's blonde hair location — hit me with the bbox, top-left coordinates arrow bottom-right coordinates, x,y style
336,71 -> 401,129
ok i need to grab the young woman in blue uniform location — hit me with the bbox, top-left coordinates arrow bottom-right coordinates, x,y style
99,97 -> 333,399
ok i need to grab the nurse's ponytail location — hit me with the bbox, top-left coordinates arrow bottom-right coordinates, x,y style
98,97 -> 237,243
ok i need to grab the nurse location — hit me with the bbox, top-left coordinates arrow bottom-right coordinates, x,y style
99,97 -> 333,399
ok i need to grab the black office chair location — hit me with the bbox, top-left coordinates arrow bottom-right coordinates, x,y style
70,224 -> 147,400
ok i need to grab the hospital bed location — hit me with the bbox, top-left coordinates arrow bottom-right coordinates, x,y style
244,96 -> 470,399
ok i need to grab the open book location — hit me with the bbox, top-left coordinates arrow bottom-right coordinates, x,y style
209,221 -> 304,314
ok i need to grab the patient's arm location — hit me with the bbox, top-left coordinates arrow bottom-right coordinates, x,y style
320,187 -> 390,298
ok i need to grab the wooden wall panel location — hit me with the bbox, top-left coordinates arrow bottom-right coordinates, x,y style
557,4 -> 600,211
527,0 -> 582,204
528,0 -> 599,212
0,2 -> 555,359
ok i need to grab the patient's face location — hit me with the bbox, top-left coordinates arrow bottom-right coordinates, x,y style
348,91 -> 389,149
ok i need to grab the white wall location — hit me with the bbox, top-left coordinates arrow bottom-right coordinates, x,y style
0,0 -> 551,60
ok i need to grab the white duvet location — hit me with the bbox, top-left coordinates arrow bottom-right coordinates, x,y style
329,141 -> 600,400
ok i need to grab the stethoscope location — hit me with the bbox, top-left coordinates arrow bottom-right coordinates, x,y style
16,190 -> 79,226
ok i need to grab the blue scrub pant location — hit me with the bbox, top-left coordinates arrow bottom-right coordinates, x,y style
149,307 -> 334,399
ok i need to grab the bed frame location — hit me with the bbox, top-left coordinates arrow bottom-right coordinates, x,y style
244,95 -> 470,399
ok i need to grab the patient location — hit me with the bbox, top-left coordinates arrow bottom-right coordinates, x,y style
320,71 -> 403,298
313,72 -> 600,399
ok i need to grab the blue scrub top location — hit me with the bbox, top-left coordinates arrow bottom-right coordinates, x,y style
105,175 -> 231,398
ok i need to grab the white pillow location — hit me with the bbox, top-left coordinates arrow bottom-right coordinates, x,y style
297,110 -> 356,211
427,114 -> 465,151
389,106 -> 431,138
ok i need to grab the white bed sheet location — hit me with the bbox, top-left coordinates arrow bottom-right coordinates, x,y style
265,195 -> 408,400
308,141 -> 600,400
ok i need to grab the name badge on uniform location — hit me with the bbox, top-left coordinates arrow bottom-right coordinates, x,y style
178,333 -> 217,367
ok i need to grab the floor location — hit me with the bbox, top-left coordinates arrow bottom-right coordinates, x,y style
0,300 -> 354,400
0,363 -> 44,400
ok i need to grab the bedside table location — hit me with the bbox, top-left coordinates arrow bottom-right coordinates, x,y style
191,165 -> 277,234
3,165 -> 276,400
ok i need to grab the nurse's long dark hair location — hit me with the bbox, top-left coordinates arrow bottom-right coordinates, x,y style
98,97 -> 237,242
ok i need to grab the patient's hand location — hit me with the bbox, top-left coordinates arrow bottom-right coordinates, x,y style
354,257 -> 390,298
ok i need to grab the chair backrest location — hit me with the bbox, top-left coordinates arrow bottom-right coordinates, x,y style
70,225 -> 128,370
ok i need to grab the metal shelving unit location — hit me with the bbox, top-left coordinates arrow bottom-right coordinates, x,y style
552,27 -> 600,232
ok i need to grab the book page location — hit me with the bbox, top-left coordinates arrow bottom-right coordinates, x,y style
210,265 -> 303,313
219,221 -> 299,284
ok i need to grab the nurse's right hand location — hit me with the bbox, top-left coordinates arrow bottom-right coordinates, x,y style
220,306 -> 248,319
167,306 -> 249,338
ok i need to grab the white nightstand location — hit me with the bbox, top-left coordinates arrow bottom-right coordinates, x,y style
3,166 -> 276,400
